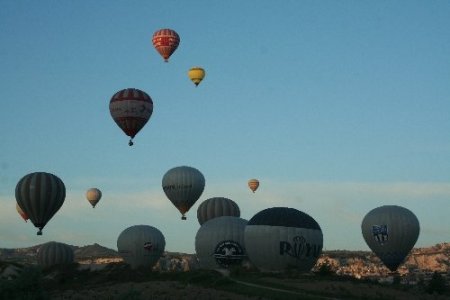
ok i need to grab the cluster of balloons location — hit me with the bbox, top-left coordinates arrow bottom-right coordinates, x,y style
109,29 -> 205,146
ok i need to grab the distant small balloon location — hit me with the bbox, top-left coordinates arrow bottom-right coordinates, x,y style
248,179 -> 259,193
152,28 -> 180,62
86,188 -> 102,208
188,67 -> 205,87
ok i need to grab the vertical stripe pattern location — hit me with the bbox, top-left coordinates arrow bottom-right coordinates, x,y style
37,242 -> 74,268
197,197 -> 240,225
15,172 -> 66,235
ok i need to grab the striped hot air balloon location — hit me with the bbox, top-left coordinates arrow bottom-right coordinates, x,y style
152,29 -> 180,62
109,88 -> 154,146
15,172 -> 66,235
37,242 -> 74,268
197,197 -> 240,226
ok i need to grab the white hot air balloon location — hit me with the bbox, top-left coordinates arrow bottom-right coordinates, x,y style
117,225 -> 165,269
162,166 -> 205,220
195,216 -> 248,269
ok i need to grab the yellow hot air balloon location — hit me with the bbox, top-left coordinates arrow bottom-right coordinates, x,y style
248,179 -> 259,193
188,67 -> 205,87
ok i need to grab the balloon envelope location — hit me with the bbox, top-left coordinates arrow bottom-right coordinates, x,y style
195,216 -> 248,269
361,205 -> 420,272
197,197 -> 240,226
188,67 -> 205,86
117,225 -> 166,269
37,242 -> 74,268
152,29 -> 180,62
86,188 -> 102,208
162,166 -> 205,220
245,207 -> 323,272
15,172 -> 66,235
109,88 -> 153,146
248,179 -> 259,193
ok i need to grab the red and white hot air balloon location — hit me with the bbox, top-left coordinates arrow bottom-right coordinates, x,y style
16,203 -> 28,222
109,88 -> 154,146
152,29 -> 180,62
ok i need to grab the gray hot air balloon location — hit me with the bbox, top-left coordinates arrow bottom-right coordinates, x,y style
361,205 -> 420,272
117,225 -> 165,269
86,188 -> 102,208
195,216 -> 248,269
15,172 -> 66,235
244,207 -> 323,272
162,166 -> 205,220
37,241 -> 74,268
197,197 -> 240,226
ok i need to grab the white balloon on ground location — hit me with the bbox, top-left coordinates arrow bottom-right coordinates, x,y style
117,225 -> 165,269
37,241 -> 74,268
244,207 -> 323,272
195,216 -> 248,269
361,205 -> 420,272
197,197 -> 240,225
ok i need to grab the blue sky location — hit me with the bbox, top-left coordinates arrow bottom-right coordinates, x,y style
1,1 -> 449,253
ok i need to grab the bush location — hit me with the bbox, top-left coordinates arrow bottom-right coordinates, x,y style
0,266 -> 47,300
426,272 -> 447,295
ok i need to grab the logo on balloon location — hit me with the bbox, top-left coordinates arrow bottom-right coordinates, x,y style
279,236 -> 322,259
372,225 -> 388,245
143,242 -> 153,251
213,240 -> 246,267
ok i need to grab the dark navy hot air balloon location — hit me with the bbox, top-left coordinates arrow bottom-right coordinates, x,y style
361,205 -> 420,272
15,172 -> 66,235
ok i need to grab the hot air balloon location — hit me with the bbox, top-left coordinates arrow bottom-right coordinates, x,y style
188,67 -> 205,87
248,179 -> 259,193
86,188 -> 102,208
152,29 -> 180,62
15,172 -> 66,235
37,241 -> 74,268
16,202 -> 28,222
117,225 -> 166,269
109,88 -> 153,146
195,216 -> 248,269
162,166 -> 205,220
197,197 -> 240,226
244,207 -> 323,272
361,205 -> 420,272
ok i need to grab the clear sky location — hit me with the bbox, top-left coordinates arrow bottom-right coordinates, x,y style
1,0 -> 449,253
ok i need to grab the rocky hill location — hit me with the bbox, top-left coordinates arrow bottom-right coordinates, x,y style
1,242 -> 449,278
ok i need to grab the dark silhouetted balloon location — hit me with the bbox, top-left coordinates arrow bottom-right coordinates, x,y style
15,172 -> 66,235
37,242 -> 74,268
361,205 -> 420,272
